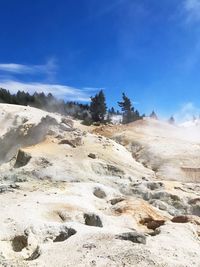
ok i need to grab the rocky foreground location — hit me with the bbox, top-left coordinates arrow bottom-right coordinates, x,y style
0,104 -> 200,266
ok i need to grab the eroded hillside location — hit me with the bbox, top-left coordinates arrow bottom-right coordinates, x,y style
93,118 -> 200,182
0,104 -> 200,267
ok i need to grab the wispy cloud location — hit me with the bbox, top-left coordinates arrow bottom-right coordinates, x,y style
183,0 -> 200,23
0,63 -> 32,74
0,60 -> 100,101
0,80 -> 95,102
0,58 -> 57,77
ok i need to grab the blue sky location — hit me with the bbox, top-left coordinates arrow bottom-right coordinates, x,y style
0,0 -> 200,119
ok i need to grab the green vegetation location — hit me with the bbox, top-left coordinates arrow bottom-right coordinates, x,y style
0,88 -> 144,125
118,93 -> 143,124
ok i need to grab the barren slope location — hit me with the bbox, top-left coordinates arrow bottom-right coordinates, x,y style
93,118 -> 200,182
0,105 -> 200,266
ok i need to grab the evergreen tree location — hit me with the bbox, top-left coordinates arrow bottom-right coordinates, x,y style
118,93 -> 132,124
118,93 -> 141,124
90,90 -> 107,122
0,88 -> 90,119
150,110 -> 158,120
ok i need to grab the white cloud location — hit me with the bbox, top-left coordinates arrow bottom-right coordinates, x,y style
175,102 -> 200,122
0,64 -> 31,74
0,59 -> 57,76
183,0 -> 200,22
0,80 -> 93,102
0,60 -> 100,102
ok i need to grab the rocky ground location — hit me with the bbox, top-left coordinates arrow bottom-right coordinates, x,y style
0,104 -> 200,266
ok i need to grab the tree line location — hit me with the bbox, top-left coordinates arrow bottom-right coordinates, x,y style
0,88 -> 144,124
0,88 -> 90,120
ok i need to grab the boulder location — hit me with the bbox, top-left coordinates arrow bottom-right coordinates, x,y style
12,235 -> 28,252
140,217 -> 165,230
53,228 -> 76,242
14,150 -> 31,168
171,215 -> 200,225
146,220 -> 165,230
84,213 -> 103,227
171,216 -> 189,223
93,187 -> 106,199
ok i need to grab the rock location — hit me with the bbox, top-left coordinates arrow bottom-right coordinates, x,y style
106,164 -> 125,177
14,149 -> 31,168
171,215 -> 200,225
191,204 -> 200,216
0,183 -> 20,193
110,197 -> 125,205
59,139 -> 76,147
116,232 -> 146,244
151,191 -> 181,202
14,175 -> 27,183
82,243 -> 96,250
61,117 -> 74,128
142,177 -> 149,181
12,235 -> 28,252
10,184 -> 20,189
140,217 -> 165,230
146,182 -> 164,190
26,246 -> 41,261
149,199 -> 168,211
0,185 -> 12,193
59,137 -> 82,148
88,153 -> 96,159
146,220 -> 165,230
188,198 -> 200,205
93,187 -> 106,199
92,162 -> 125,177
84,213 -> 103,227
53,228 -> 76,242
59,124 -> 73,132
171,216 -> 189,223
73,137 -> 83,146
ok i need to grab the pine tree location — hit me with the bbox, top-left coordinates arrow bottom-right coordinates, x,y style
150,110 -> 158,120
90,90 -> 107,122
118,93 -> 142,124
118,93 -> 132,124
